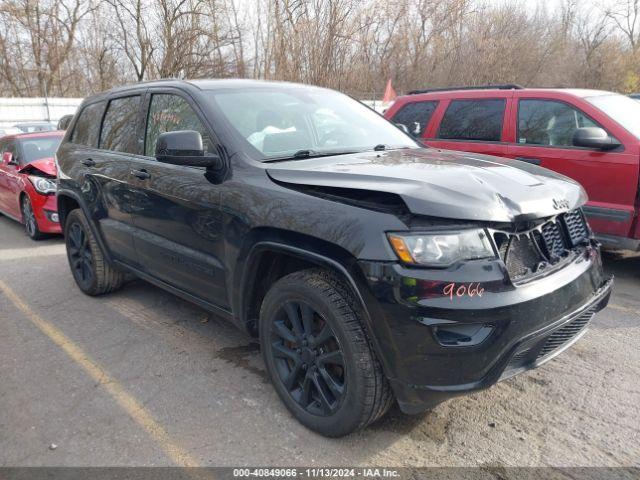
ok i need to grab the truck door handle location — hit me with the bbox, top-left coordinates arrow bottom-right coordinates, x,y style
81,158 -> 95,167
515,157 -> 541,165
131,169 -> 150,180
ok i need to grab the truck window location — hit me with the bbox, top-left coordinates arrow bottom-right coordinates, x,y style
391,101 -> 438,137
71,102 -> 106,148
99,96 -> 141,154
437,99 -> 505,142
144,94 -> 213,157
518,99 -> 600,147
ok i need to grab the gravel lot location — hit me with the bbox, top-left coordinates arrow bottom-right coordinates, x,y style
0,215 -> 638,467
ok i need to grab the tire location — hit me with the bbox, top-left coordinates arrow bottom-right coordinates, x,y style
64,209 -> 124,295
259,268 -> 394,437
21,194 -> 46,240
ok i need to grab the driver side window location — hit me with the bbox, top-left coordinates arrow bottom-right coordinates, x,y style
145,93 -> 213,157
518,99 -> 601,147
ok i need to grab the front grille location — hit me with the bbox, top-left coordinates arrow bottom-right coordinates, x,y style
493,208 -> 589,282
541,220 -> 565,259
564,209 -> 589,246
536,307 -> 595,359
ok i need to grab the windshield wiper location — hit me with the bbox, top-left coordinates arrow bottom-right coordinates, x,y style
264,149 -> 359,162
292,149 -> 314,158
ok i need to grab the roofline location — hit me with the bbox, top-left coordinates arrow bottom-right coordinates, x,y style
407,84 -> 524,95
2,131 -> 65,140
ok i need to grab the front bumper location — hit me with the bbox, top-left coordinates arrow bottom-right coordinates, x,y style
357,242 -> 612,414
30,192 -> 62,234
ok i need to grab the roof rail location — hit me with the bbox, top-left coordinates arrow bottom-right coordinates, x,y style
407,84 -> 524,95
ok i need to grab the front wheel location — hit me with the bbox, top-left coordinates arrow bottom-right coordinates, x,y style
21,195 -> 45,240
260,269 -> 393,437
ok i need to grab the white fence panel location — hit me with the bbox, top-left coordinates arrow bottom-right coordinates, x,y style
0,98 -> 83,127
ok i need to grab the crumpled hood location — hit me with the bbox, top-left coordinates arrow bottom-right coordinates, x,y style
18,157 -> 57,177
266,148 -> 587,223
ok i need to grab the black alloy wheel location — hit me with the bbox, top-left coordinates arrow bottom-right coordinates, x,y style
67,221 -> 94,290
270,300 -> 346,416
64,209 -> 124,296
260,269 -> 394,437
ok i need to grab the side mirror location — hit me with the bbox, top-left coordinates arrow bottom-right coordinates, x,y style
155,130 -> 223,169
2,152 -> 17,166
572,127 -> 621,151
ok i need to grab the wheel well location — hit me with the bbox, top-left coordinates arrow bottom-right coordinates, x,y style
57,195 -> 80,230
244,251 -> 318,336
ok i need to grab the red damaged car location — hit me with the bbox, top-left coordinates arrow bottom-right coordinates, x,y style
0,131 -> 64,239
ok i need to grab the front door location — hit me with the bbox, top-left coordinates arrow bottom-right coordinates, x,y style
127,91 -> 227,309
0,141 -> 22,219
506,98 -> 638,238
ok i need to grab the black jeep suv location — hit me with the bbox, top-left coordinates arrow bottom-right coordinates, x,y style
56,79 -> 612,437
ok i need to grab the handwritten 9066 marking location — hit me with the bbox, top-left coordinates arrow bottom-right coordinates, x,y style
443,282 -> 485,301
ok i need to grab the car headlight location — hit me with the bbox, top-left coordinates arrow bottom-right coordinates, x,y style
387,229 -> 495,266
28,176 -> 57,195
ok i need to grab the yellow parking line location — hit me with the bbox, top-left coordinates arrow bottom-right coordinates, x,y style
0,279 -> 199,467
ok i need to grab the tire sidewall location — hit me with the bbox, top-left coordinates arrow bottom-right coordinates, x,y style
260,275 -> 369,436
64,210 -> 98,293
21,195 -> 40,239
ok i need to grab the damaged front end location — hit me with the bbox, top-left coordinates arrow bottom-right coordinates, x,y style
19,157 -> 58,196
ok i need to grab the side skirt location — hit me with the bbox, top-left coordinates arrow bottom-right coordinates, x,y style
113,259 -> 236,324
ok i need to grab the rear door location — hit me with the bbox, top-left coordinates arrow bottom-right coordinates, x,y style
425,96 -> 511,157
389,100 -> 439,140
126,89 -> 227,309
506,96 -> 638,238
62,96 -> 143,264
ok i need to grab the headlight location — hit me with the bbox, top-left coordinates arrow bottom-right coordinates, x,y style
387,229 -> 494,266
28,176 -> 57,195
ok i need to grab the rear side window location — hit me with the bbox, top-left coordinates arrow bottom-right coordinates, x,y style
391,101 -> 438,138
100,96 -> 141,153
71,102 -> 105,147
518,99 -> 600,147
437,99 -> 506,142
144,93 -> 213,157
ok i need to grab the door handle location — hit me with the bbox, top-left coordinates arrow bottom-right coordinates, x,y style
514,157 -> 541,165
131,169 -> 150,180
81,158 -> 96,167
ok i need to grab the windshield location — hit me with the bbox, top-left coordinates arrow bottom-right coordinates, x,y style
19,136 -> 62,163
207,87 -> 418,160
586,94 -> 640,139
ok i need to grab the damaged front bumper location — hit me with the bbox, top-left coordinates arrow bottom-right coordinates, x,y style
357,242 -> 612,414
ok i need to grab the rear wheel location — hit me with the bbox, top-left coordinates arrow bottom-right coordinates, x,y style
64,209 -> 124,295
21,195 -> 45,240
260,269 -> 393,437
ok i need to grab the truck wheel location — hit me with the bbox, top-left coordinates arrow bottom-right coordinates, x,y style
260,268 -> 393,437
64,209 -> 124,295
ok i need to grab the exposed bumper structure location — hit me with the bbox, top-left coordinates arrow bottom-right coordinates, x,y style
358,242 -> 612,414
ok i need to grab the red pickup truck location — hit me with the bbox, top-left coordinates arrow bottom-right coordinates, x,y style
385,85 -> 640,250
